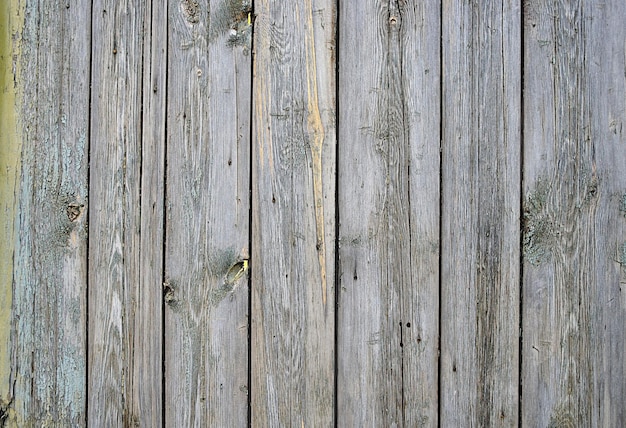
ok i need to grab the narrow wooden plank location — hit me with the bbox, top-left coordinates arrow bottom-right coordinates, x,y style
164,0 -> 252,425
134,0 -> 167,424
1,0 -> 90,425
337,1 -> 440,425
89,0 -> 163,424
440,1 -> 521,426
522,1 -> 626,425
0,1 -> 22,421
250,0 -> 336,425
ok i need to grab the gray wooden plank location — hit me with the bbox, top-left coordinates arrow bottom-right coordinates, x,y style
89,0 -> 164,425
0,0 -> 90,425
522,1 -> 626,426
164,0 -> 252,425
337,1 -> 440,426
133,0 -> 167,424
250,0 -> 336,425
440,1 -> 521,426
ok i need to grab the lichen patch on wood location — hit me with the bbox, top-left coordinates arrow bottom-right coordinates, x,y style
523,180 -> 555,265
548,404 -> 576,428
209,0 -> 252,51
180,0 -> 200,24
620,194 -> 626,217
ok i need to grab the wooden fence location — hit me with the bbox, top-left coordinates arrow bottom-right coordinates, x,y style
1,0 -> 625,426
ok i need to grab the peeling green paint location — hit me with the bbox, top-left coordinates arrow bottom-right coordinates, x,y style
0,0 -> 23,416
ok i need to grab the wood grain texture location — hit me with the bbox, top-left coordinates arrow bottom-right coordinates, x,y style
0,1 -> 22,422
522,1 -> 626,426
337,1 -> 440,426
1,0 -> 90,425
440,1 -> 521,426
134,0 -> 167,424
89,0 -> 162,425
164,0 -> 251,425
251,0 -> 336,425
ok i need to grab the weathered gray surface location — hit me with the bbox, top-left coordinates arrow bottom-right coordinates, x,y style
250,0 -> 336,425
337,1 -> 440,426
4,1 -> 626,426
135,0 -> 168,424
89,0 -> 162,425
440,1 -> 521,426
1,0 -> 90,425
522,1 -> 626,426
164,0 -> 251,425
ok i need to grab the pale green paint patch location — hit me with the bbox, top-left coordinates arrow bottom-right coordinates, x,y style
0,0 -> 22,416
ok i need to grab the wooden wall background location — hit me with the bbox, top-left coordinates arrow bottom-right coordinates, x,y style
1,0 -> 625,426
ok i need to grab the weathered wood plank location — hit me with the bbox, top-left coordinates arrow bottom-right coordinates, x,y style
164,0 -> 252,425
1,0 -> 90,425
337,1 -> 440,425
522,1 -> 626,425
89,0 -> 163,425
440,1 -> 521,425
0,1 -> 22,422
133,0 -> 167,424
250,0 -> 336,425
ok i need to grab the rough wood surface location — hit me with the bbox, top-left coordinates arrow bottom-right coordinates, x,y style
164,0 -> 251,425
440,1 -> 521,426
134,0 -> 167,424
0,0 -> 90,425
522,1 -> 626,426
4,2 -> 626,425
336,1 -> 440,426
0,1 -> 22,422
88,0 -> 162,425
250,0 -> 336,425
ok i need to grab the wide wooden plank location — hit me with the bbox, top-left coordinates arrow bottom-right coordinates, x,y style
164,0 -> 251,425
0,0 -> 90,425
89,0 -> 164,424
250,0 -> 336,425
440,1 -> 521,426
522,1 -> 626,425
337,1 -> 440,425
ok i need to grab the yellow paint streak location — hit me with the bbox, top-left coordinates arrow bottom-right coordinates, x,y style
304,0 -> 327,306
0,0 -> 22,409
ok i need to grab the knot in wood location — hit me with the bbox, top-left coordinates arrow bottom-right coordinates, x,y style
66,203 -> 84,222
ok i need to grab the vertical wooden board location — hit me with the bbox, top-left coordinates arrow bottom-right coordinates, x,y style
251,0 -> 336,425
0,0 -> 22,421
337,1 -> 440,426
396,2 -> 441,426
0,0 -> 90,425
134,0 -> 167,425
165,0 -> 251,425
440,1 -> 521,426
89,0 -> 163,425
523,1 -> 626,426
